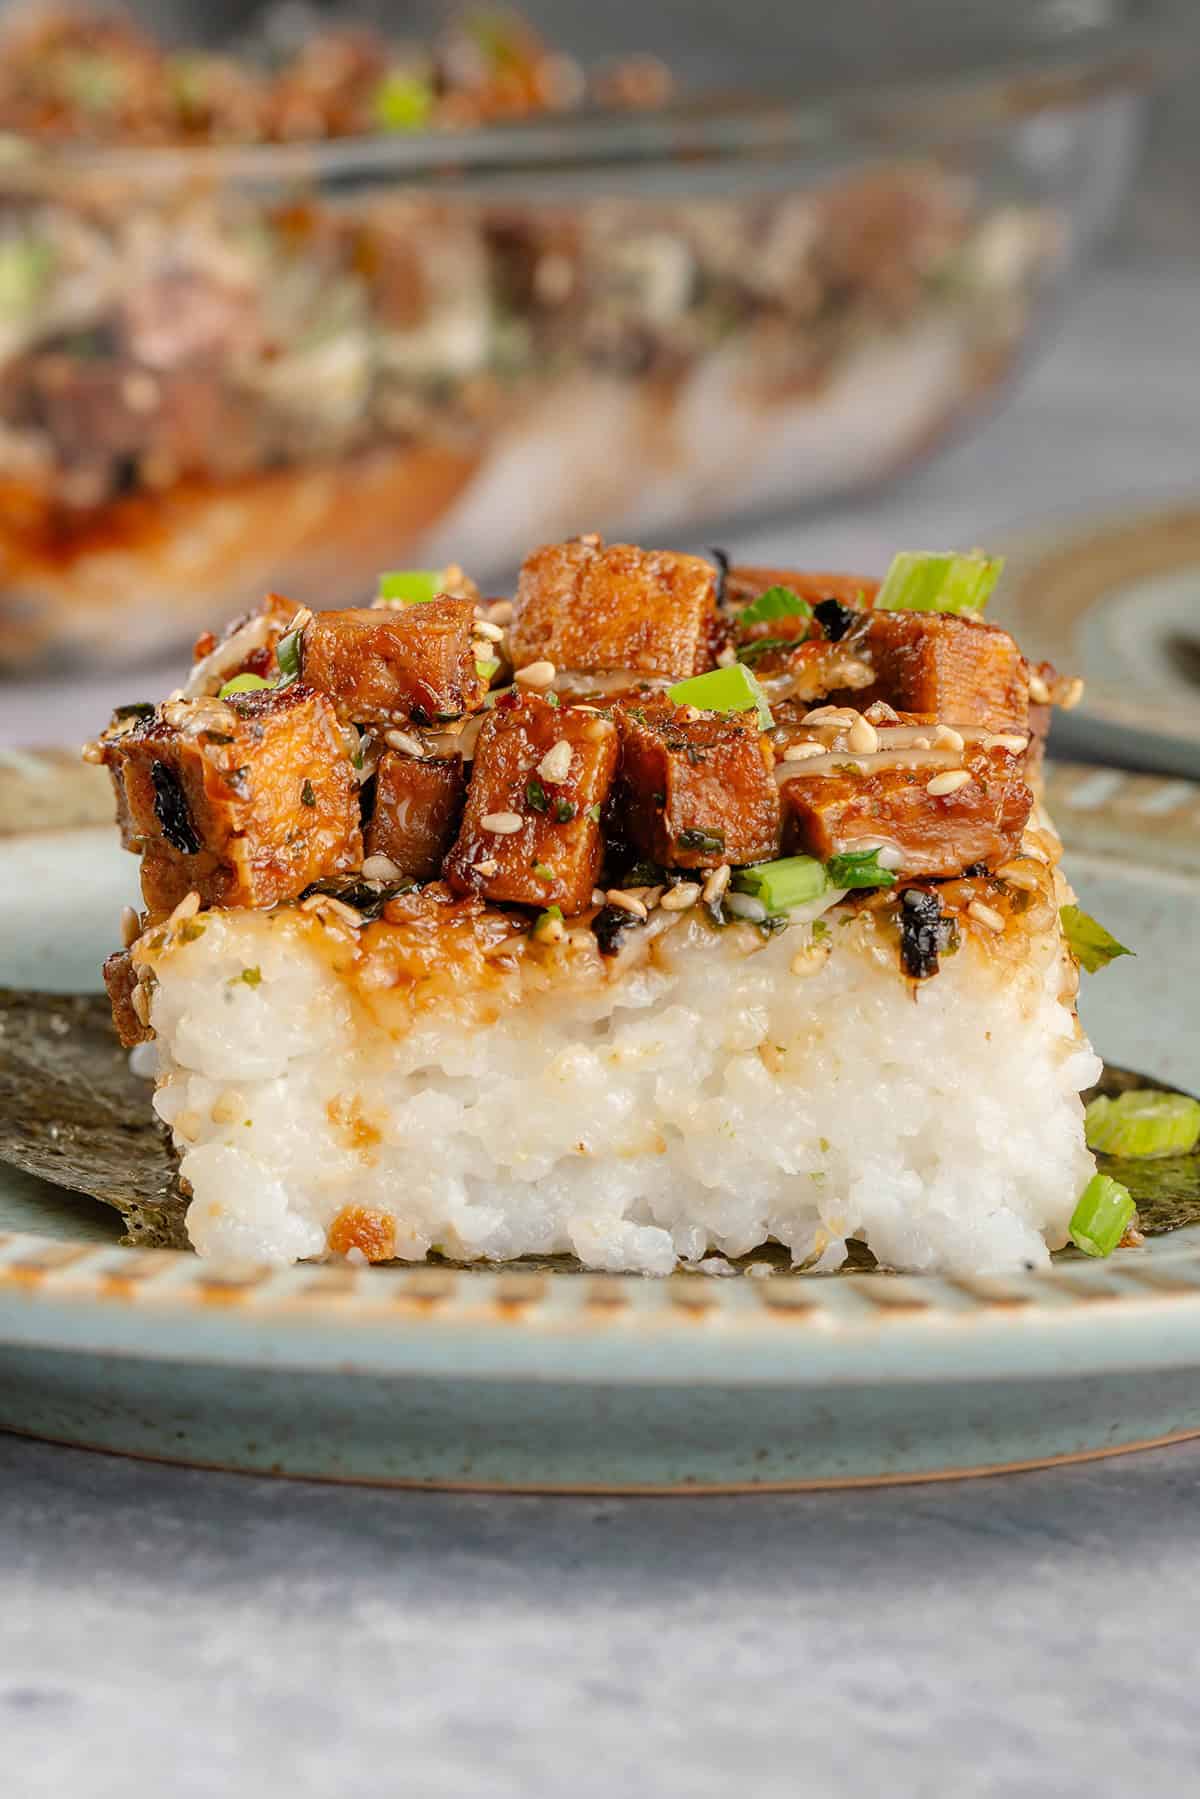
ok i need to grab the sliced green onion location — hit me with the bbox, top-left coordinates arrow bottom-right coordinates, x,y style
826,848 -> 897,890
276,628 -> 302,680
553,798 -> 576,823
678,827 -> 725,854
667,664 -> 773,729
237,966 -> 262,988
530,861 -> 554,883
532,904 -> 564,937
1060,905 -> 1134,974
1085,1090 -> 1200,1160
219,672 -> 272,698
1069,1172 -> 1135,1258
475,656 -> 500,683
739,585 -> 814,628
736,637 -> 796,664
525,778 -> 548,813
0,236 -> 53,318
377,568 -> 444,604
876,550 -> 1004,617
732,856 -> 829,916
585,803 -> 602,823
372,69 -> 434,133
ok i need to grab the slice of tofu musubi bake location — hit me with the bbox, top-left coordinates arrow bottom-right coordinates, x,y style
92,540 -> 1129,1275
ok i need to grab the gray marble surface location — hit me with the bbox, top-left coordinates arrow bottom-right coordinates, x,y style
4,257 -> 1199,1796
5,1428 -> 1200,1798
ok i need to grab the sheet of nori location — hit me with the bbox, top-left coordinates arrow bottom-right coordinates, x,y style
0,985 -> 1196,1256
0,987 -> 188,1249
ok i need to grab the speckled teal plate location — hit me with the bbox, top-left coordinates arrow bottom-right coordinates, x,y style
1,752 -> 1199,1491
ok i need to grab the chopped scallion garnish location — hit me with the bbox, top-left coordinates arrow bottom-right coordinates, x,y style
731,856 -> 829,915
585,803 -> 602,823
554,798 -> 576,823
525,778 -> 548,813
667,664 -> 773,729
237,967 -> 262,987
1060,906 -> 1133,974
475,656 -> 500,683
276,628 -> 302,680
531,861 -> 554,883
1085,1090 -> 1200,1160
826,848 -> 897,890
218,673 -> 272,698
377,568 -> 444,604
372,69 -> 434,133
738,585 -> 814,628
1069,1173 -> 1135,1258
876,551 -> 1004,617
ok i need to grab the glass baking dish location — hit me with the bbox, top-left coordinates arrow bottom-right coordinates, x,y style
0,1 -> 1182,667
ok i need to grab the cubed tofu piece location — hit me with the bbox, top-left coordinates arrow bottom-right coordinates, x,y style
617,702 -> 781,869
511,538 -> 718,679
443,694 -> 619,913
365,752 -> 466,882
726,565 -> 880,610
104,685 -> 361,915
103,948 -> 149,1048
848,611 -> 1029,733
780,749 -> 1033,879
299,600 -> 487,726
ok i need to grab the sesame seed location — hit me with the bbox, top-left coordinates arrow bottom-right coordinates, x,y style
121,370 -> 160,414
702,864 -> 731,904
130,983 -> 150,1025
472,617 -> 505,643
996,861 -> 1041,891
847,715 -> 879,754
933,723 -> 965,752
120,905 -> 141,948
168,890 -> 202,928
681,705 -> 702,723
487,600 -> 514,625
537,739 -> 573,783
384,729 -> 425,758
926,770 -> 972,797
1028,673 -> 1051,705
583,718 -> 613,742
578,531 -> 603,547
287,606 -> 313,633
1020,837 -> 1051,864
605,889 -> 648,919
715,647 -> 737,668
591,888 -> 606,907
659,882 -> 701,911
81,739 -> 105,764
782,741 -> 828,762
863,701 -> 900,724
474,859 -> 500,877
362,854 -> 402,881
804,706 -> 860,726
514,660 -> 556,690
967,899 -> 1006,934
481,812 -> 523,835
321,896 -> 363,929
791,944 -> 827,976
982,732 -> 1029,754
1060,676 -> 1085,711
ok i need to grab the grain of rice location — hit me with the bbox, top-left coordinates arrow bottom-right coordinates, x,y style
702,864 -> 731,903
660,883 -> 701,911
384,729 -> 425,758
968,899 -> 1006,934
606,889 -> 648,918
1028,673 -> 1051,705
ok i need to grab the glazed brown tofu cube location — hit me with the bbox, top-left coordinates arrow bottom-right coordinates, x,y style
443,694 -> 619,913
510,538 -> 718,679
849,611 -> 1028,733
617,702 -> 781,870
104,685 -> 361,915
365,752 -> 466,882
299,600 -> 486,727
780,750 -> 1033,879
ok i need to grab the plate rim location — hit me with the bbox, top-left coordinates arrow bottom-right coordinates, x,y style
2,752 -> 1200,1376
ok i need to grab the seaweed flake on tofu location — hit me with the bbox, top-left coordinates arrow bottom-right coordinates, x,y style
92,541 -> 1120,1277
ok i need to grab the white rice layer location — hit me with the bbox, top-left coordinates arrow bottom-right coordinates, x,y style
141,899 -> 1100,1276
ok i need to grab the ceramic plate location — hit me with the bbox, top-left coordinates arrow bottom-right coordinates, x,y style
1,751 -> 1199,1492
994,500 -> 1200,779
